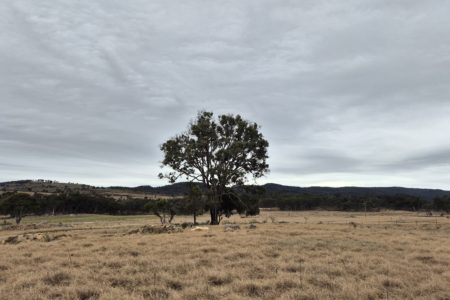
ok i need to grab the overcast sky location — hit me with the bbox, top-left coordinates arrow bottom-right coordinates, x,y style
1,1 -> 450,188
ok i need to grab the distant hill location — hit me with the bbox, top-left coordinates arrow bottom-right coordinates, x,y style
131,183 -> 450,200
131,182 -> 450,201
111,182 -> 199,196
262,184 -> 450,201
2,180 -> 450,201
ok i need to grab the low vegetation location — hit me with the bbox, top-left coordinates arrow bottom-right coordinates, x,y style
1,211 -> 449,299
1,189 -> 449,226
262,193 -> 450,212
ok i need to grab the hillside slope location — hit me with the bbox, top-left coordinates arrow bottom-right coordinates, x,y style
2,180 -> 450,201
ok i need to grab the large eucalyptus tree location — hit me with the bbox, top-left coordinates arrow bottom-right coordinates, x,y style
159,111 -> 269,224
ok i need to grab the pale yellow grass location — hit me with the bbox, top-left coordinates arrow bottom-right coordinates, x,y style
1,211 -> 449,300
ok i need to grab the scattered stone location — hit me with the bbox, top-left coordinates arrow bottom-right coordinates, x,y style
224,224 -> 240,232
2,235 -> 22,244
127,228 -> 140,235
0,225 -> 14,230
129,224 -> 183,235
1,232 -> 68,244
248,224 -> 257,230
191,226 -> 210,232
33,233 -> 55,242
193,221 -> 210,226
180,222 -> 194,229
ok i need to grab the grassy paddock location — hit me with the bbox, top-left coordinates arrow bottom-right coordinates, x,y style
1,211 -> 449,299
17,214 -> 154,224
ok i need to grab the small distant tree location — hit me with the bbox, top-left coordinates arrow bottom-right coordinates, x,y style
159,111 -> 269,225
219,186 -> 264,217
36,193 -> 63,216
0,193 -> 37,224
433,196 -> 450,213
239,186 -> 265,216
186,184 -> 205,224
145,199 -> 177,224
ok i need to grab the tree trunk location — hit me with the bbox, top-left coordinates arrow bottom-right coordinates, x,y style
209,188 -> 222,225
210,207 -> 219,225
15,208 -> 23,225
154,212 -> 164,224
193,212 -> 197,225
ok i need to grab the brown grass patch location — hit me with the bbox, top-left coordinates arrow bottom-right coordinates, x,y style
42,272 -> 71,286
207,274 -> 233,286
0,211 -> 449,299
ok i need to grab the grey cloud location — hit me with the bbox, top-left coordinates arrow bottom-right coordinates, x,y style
273,149 -> 363,175
1,0 -> 450,188
386,148 -> 450,172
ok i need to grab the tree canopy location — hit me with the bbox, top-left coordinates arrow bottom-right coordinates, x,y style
159,111 -> 269,224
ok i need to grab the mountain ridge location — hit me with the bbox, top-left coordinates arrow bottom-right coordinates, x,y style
2,180 -> 450,200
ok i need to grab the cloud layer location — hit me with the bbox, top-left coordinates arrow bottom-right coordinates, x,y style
1,0 -> 450,188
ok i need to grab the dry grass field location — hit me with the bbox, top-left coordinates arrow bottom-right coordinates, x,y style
1,211 -> 450,300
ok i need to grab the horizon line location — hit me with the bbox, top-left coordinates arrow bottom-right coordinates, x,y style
1,178 -> 449,192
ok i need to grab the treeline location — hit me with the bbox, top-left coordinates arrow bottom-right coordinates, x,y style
261,193 -> 450,212
2,190 -> 450,225
0,192 -> 149,221
0,187 -> 262,224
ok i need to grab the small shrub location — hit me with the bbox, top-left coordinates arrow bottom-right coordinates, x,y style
49,292 -> 63,299
181,222 -> 194,229
43,233 -> 53,242
105,261 -> 123,269
284,265 -> 302,273
239,283 -> 269,297
382,279 -> 402,289
43,272 -> 71,286
275,280 -> 298,291
77,289 -> 100,300
3,235 -> 21,244
142,288 -> 169,300
207,275 -> 233,286
109,278 -> 133,288
0,265 -> 9,271
166,279 -> 183,291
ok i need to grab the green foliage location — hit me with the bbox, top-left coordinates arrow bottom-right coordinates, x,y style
145,199 -> 178,224
159,111 -> 269,224
0,192 -> 37,224
433,196 -> 450,212
0,191 -> 138,218
186,184 -> 206,224
260,193 -> 435,212
220,186 -> 265,216
239,186 -> 265,216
